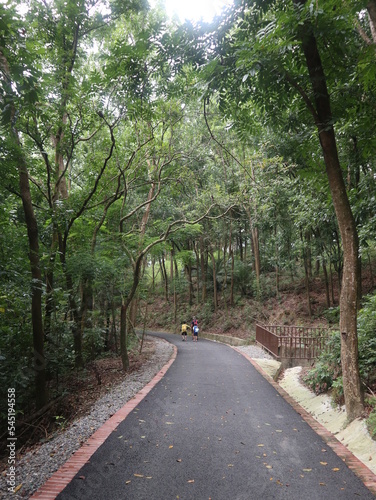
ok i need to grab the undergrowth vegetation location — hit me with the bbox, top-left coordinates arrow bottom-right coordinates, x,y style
303,293 -> 376,437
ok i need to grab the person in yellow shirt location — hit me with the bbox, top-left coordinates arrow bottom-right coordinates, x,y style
181,322 -> 190,341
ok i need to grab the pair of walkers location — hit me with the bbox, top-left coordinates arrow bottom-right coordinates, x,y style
181,317 -> 199,342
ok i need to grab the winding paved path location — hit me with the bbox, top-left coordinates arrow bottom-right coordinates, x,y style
34,333 -> 375,499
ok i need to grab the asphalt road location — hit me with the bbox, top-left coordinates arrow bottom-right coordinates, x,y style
57,333 -> 375,499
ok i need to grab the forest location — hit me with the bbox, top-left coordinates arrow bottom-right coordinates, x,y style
1,0 -> 376,447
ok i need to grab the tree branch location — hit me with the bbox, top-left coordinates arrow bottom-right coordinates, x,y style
283,72 -> 320,126
64,121 -> 116,247
203,100 -> 246,170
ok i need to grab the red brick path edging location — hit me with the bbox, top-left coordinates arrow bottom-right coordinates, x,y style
232,346 -> 376,497
30,341 -> 178,499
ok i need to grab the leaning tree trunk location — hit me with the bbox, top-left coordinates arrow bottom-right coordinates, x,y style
1,50 -> 48,409
294,0 -> 363,420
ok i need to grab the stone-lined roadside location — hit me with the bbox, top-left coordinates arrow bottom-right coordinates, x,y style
0,338 -> 174,499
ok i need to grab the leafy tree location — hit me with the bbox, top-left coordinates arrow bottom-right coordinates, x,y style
195,0 -> 373,420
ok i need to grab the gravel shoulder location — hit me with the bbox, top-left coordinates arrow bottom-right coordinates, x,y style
0,337 -> 174,499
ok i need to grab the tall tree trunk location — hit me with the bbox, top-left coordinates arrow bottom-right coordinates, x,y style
111,298 -> 118,354
329,261 -> 335,306
306,231 -> 312,278
230,249 -> 235,307
315,258 -> 320,276
129,298 -> 138,332
200,236 -> 207,302
44,232 -> 59,341
59,240 -> 84,368
79,277 -> 93,356
252,226 -> 261,293
159,255 -> 168,299
334,233 -> 343,297
322,258 -> 331,309
368,251 -> 374,288
367,1 -> 376,40
170,248 -> 177,327
1,51 -> 48,409
210,248 -> 218,310
275,226 -> 279,300
193,243 -> 200,305
119,253 -> 145,371
229,223 -> 234,307
128,175 -> 157,333
222,233 -> 228,308
244,227 -> 247,262
18,139 -> 48,409
162,253 -> 168,301
172,254 -> 177,328
152,257 -> 156,292
187,263 -> 193,306
294,0 -> 363,419
245,206 -> 261,294
301,231 -> 312,317
120,304 -> 129,371
104,300 -> 110,351
238,231 -> 244,261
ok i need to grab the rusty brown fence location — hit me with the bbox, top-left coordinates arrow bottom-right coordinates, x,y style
255,324 -> 329,361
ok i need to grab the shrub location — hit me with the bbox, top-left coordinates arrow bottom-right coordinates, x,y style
331,376 -> 344,406
303,330 -> 341,395
357,293 -> 376,386
323,306 -> 340,325
367,409 -> 376,440
304,293 -> 376,406
303,361 -> 334,395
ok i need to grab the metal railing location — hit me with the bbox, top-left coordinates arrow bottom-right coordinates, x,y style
256,324 -> 329,360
